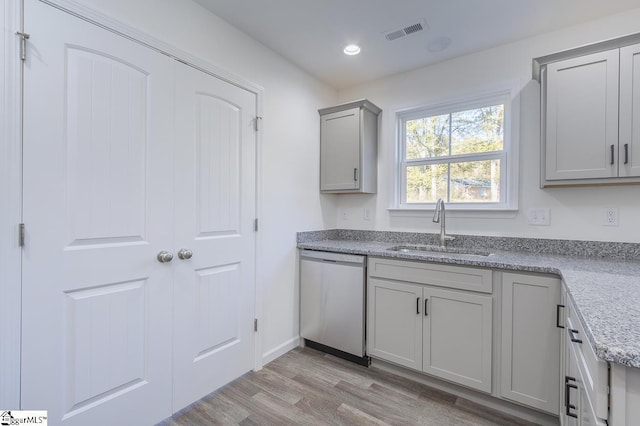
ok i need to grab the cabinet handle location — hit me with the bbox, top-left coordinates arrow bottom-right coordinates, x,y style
416,297 -> 420,315
568,328 -> 582,344
625,143 -> 629,165
424,298 -> 428,316
556,304 -> 565,329
565,376 -> 578,418
353,168 -> 358,182
611,144 -> 615,165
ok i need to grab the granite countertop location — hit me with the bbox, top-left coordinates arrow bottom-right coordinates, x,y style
297,230 -> 640,369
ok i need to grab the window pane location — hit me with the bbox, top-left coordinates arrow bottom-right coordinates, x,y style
405,164 -> 448,203
451,105 -> 504,156
405,114 -> 450,160
450,160 -> 500,203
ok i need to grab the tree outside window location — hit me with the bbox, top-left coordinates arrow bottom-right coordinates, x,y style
401,101 -> 507,206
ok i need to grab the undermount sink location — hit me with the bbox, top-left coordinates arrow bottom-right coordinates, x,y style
387,245 -> 492,257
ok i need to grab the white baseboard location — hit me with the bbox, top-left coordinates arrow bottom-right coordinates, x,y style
261,336 -> 301,366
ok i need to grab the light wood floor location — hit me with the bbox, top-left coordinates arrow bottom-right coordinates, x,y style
159,347 -> 539,426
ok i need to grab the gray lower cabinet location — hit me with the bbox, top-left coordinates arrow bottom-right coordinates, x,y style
367,257 -> 566,415
423,286 -> 492,393
560,282 -> 640,426
500,273 -> 561,414
564,314 -> 607,426
564,334 -> 582,426
367,277 -> 423,370
561,285 -> 608,425
367,258 -> 493,393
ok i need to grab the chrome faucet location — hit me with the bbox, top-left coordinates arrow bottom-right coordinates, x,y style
432,198 -> 454,247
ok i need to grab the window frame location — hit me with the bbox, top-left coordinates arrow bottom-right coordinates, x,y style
396,89 -> 518,211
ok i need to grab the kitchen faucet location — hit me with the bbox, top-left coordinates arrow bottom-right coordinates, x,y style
432,198 -> 454,247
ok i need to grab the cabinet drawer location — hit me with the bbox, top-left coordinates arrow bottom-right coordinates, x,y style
566,297 -> 608,420
368,257 -> 492,293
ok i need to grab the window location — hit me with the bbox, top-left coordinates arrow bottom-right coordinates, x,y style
397,91 -> 517,210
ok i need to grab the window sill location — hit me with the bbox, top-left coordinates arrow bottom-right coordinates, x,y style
388,207 -> 518,219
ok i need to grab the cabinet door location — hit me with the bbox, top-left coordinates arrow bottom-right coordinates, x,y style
320,107 -> 361,191
620,43 -> 640,177
565,339 -> 581,425
367,278 -> 422,370
545,50 -> 619,180
566,335 -> 607,426
422,287 -> 492,393
500,273 -> 560,414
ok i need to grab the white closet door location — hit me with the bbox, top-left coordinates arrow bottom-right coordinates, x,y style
172,61 -> 257,410
22,1 -> 174,424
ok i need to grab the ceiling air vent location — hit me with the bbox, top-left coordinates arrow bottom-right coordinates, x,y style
383,19 -> 428,41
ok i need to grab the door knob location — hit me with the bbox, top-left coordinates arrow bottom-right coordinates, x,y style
157,251 -> 173,263
177,248 -> 193,260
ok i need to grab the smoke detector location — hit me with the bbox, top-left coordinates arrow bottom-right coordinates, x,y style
383,19 -> 428,41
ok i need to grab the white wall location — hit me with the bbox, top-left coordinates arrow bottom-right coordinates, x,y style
62,0 -> 339,363
336,8 -> 640,243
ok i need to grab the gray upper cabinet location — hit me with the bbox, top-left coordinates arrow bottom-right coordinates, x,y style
620,43 -> 640,178
544,50 -> 619,182
539,40 -> 640,187
319,99 -> 381,193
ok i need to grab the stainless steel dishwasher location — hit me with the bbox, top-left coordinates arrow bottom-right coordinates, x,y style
300,249 -> 369,365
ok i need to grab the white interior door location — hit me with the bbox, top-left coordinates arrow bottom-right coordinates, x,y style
22,1 -> 174,424
172,61 -> 257,409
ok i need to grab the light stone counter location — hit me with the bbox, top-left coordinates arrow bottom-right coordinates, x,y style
297,230 -> 640,368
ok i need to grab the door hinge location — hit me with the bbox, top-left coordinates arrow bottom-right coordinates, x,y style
255,116 -> 263,131
18,223 -> 25,247
254,318 -> 258,332
16,32 -> 30,61
254,218 -> 258,232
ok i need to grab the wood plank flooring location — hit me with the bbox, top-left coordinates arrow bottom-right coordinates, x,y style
159,347 -> 540,426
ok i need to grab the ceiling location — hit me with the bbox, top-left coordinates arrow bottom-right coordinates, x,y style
194,0 -> 640,89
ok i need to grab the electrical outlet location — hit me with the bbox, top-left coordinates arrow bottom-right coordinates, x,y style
603,208 -> 619,226
341,209 -> 349,221
363,208 -> 371,221
527,208 -> 550,226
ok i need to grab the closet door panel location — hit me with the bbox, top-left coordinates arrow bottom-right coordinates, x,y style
21,1 -> 174,424
195,94 -> 241,235
172,62 -> 257,410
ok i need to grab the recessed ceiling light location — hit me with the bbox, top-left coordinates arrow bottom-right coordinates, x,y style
343,44 -> 361,56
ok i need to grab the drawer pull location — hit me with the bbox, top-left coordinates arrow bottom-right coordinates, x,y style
565,376 -> 578,418
416,297 -> 420,315
569,328 -> 582,344
424,298 -> 428,317
556,304 -> 565,329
